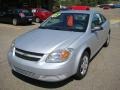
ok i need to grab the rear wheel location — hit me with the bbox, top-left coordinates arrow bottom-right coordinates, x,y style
74,51 -> 89,80
35,17 -> 40,23
12,18 -> 18,25
104,33 -> 110,47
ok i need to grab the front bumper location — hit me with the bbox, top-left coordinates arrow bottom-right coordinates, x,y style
19,16 -> 34,23
8,51 -> 74,82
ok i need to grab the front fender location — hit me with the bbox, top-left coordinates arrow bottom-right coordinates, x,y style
72,44 -> 90,74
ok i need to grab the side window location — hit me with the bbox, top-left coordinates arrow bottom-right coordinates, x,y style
100,14 -> 106,23
91,14 -> 101,29
96,14 -> 102,24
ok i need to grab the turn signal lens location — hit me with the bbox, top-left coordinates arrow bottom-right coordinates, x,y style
60,50 -> 70,61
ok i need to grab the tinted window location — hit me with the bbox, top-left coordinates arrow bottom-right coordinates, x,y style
15,9 -> 32,16
40,12 -> 89,32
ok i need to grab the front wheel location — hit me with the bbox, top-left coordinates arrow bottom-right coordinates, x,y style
12,18 -> 18,25
74,51 -> 89,80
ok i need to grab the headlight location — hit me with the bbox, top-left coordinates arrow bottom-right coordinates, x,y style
46,48 -> 73,63
10,40 -> 15,53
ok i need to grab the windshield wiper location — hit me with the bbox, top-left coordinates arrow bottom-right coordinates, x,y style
39,26 -> 85,32
39,26 -> 63,30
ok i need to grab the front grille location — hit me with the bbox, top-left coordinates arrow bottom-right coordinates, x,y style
15,48 -> 44,61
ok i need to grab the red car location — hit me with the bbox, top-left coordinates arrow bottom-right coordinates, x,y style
103,5 -> 110,9
32,8 -> 52,22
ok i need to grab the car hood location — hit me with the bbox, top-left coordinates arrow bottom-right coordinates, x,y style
15,29 -> 84,54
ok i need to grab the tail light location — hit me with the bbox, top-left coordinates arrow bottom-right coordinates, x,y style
19,13 -> 25,18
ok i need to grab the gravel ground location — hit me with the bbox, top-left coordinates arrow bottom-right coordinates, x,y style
93,7 -> 120,20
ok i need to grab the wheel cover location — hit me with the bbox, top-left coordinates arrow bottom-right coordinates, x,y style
13,19 -> 17,25
107,34 -> 110,45
36,18 -> 40,22
80,55 -> 89,75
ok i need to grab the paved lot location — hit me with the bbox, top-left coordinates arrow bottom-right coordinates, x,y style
0,8 -> 120,90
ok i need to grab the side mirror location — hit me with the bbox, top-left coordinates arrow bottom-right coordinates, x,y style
91,26 -> 103,32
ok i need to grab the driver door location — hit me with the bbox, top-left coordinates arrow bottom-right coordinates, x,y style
90,13 -> 105,53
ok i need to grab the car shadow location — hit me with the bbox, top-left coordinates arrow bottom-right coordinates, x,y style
12,70 -> 74,88
18,23 -> 36,26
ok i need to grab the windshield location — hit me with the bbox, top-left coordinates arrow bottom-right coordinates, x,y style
40,12 -> 89,32
15,9 -> 32,16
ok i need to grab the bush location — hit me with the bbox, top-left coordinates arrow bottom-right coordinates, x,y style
88,2 -> 97,7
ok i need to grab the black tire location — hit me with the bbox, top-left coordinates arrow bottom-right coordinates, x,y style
104,33 -> 110,47
74,51 -> 90,80
12,18 -> 18,25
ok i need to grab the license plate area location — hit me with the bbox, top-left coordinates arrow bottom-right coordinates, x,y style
28,19 -> 32,21
14,66 -> 35,77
